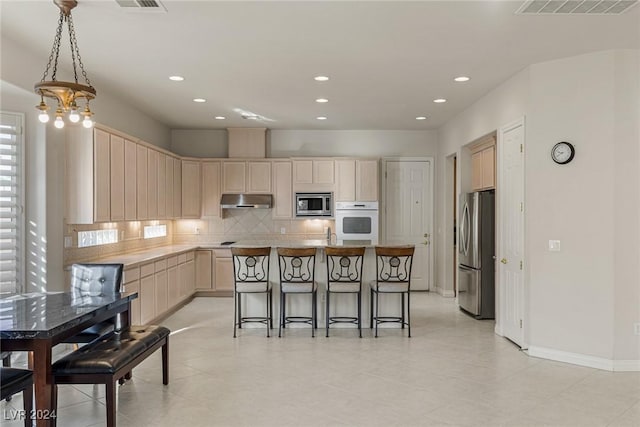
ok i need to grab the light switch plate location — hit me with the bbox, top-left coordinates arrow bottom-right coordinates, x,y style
548,240 -> 561,251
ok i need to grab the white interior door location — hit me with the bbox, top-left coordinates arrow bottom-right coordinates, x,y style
498,119 -> 525,347
384,159 -> 433,291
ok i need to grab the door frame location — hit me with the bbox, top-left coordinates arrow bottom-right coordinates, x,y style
496,116 -> 526,346
381,157 -> 435,291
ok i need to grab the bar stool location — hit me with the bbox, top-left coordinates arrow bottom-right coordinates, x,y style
370,245 -> 415,338
277,247 -> 317,337
231,247 -> 273,337
325,246 -> 365,337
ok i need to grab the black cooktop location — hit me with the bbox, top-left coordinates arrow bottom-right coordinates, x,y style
220,241 -> 236,245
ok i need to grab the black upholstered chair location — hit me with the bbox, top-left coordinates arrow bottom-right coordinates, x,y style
231,247 -> 273,338
277,247 -> 318,337
0,367 -> 33,427
325,246 -> 365,337
63,264 -> 124,345
370,246 -> 415,338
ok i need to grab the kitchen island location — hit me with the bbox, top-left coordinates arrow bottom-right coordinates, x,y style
68,239 -> 412,331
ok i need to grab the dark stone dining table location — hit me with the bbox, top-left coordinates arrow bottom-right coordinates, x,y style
0,291 -> 137,427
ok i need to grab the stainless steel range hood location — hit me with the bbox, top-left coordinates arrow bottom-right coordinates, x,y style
220,194 -> 273,209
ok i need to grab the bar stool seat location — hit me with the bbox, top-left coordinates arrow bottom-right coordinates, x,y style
325,246 -> 365,338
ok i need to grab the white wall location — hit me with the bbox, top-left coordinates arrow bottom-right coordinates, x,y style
437,49 -> 640,365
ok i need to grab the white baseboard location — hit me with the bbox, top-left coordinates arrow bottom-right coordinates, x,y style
434,286 -> 455,298
527,346 -> 640,372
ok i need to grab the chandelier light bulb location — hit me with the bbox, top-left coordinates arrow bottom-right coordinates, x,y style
82,116 -> 94,128
38,112 -> 50,123
54,115 -> 65,129
69,103 -> 80,123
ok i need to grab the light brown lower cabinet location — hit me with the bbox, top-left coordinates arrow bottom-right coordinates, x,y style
140,266 -> 155,324
214,249 -> 234,292
154,259 -> 168,316
167,256 -> 179,307
122,267 -> 141,325
195,250 -> 213,289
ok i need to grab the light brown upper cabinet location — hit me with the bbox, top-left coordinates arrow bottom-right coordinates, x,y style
202,161 -> 221,217
181,160 -> 201,218
93,129 -> 111,222
124,139 -> 137,221
109,135 -> 125,221
147,149 -> 159,219
222,160 -> 271,194
335,159 -> 379,202
136,145 -> 148,220
173,158 -> 182,218
272,160 -> 293,219
157,152 -> 167,219
470,136 -> 496,191
165,155 -> 174,219
292,159 -> 335,193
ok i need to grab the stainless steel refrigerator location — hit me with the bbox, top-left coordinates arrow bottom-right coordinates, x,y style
458,191 -> 495,319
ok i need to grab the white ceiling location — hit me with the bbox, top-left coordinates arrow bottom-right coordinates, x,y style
1,1 -> 639,130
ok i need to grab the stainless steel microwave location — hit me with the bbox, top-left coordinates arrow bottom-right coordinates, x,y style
295,192 -> 333,217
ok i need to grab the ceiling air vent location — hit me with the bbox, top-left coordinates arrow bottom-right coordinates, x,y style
115,0 -> 167,12
516,0 -> 638,14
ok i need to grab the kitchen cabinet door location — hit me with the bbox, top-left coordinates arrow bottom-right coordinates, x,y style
109,135 -> 125,221
136,145 -> 148,220
195,250 -> 213,289
154,260 -> 168,316
93,128 -> 111,222
356,159 -> 379,201
157,152 -> 167,219
124,139 -> 137,221
293,160 -> 313,184
173,158 -> 182,218
482,145 -> 495,190
202,161 -> 221,217
222,161 -> 246,193
122,267 -> 141,325
471,151 -> 483,191
147,149 -> 159,219
181,160 -> 201,218
185,259 -> 196,296
470,135 -> 496,191
214,249 -> 234,292
313,160 -> 334,184
335,159 -> 356,202
140,273 -> 155,324
165,156 -> 174,218
167,264 -> 178,308
247,161 -> 271,193
272,161 -> 293,219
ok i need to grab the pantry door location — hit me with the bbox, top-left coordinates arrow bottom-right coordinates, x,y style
383,159 -> 434,291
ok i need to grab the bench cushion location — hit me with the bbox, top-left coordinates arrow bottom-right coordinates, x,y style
0,367 -> 33,400
53,325 -> 170,376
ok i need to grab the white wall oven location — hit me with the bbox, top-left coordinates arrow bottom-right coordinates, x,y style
295,192 -> 333,217
335,201 -> 379,243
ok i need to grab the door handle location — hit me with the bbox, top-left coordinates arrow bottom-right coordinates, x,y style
500,258 -> 508,264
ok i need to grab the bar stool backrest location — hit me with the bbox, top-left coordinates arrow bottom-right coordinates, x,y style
71,264 -> 124,297
375,246 -> 415,285
326,246 -> 365,284
231,247 -> 271,285
277,247 -> 316,284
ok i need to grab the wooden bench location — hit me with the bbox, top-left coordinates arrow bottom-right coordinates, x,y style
52,325 -> 170,427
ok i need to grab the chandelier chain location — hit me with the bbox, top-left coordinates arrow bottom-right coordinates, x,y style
67,13 -> 92,87
41,11 -> 65,82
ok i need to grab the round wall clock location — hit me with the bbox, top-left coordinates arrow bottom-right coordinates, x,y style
551,142 -> 575,164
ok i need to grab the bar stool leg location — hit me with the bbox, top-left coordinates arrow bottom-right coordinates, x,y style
233,291 -> 238,338
369,288 -> 374,329
357,290 -> 362,338
311,291 -> 316,338
401,293 -> 405,329
375,291 -> 379,338
279,292 -> 284,337
325,289 -> 330,337
238,293 -> 243,329
106,380 -> 116,427
407,291 -> 411,338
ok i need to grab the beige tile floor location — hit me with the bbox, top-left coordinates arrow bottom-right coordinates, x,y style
2,293 -> 639,426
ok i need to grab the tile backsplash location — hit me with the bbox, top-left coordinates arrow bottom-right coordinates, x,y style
64,210 -> 333,264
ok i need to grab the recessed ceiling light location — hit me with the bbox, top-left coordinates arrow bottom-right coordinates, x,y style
317,116 -> 327,120
433,98 -> 447,103
314,76 -> 329,82
416,116 -> 427,120
214,116 -> 225,120
316,98 -> 328,103
193,98 -> 206,103
454,76 -> 470,82
169,76 -> 184,81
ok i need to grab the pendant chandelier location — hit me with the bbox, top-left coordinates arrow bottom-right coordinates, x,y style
35,0 -> 96,129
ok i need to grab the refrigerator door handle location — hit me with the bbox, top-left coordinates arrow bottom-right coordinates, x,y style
461,203 -> 470,255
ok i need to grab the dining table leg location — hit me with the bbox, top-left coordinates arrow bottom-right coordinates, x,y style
32,339 -> 55,427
